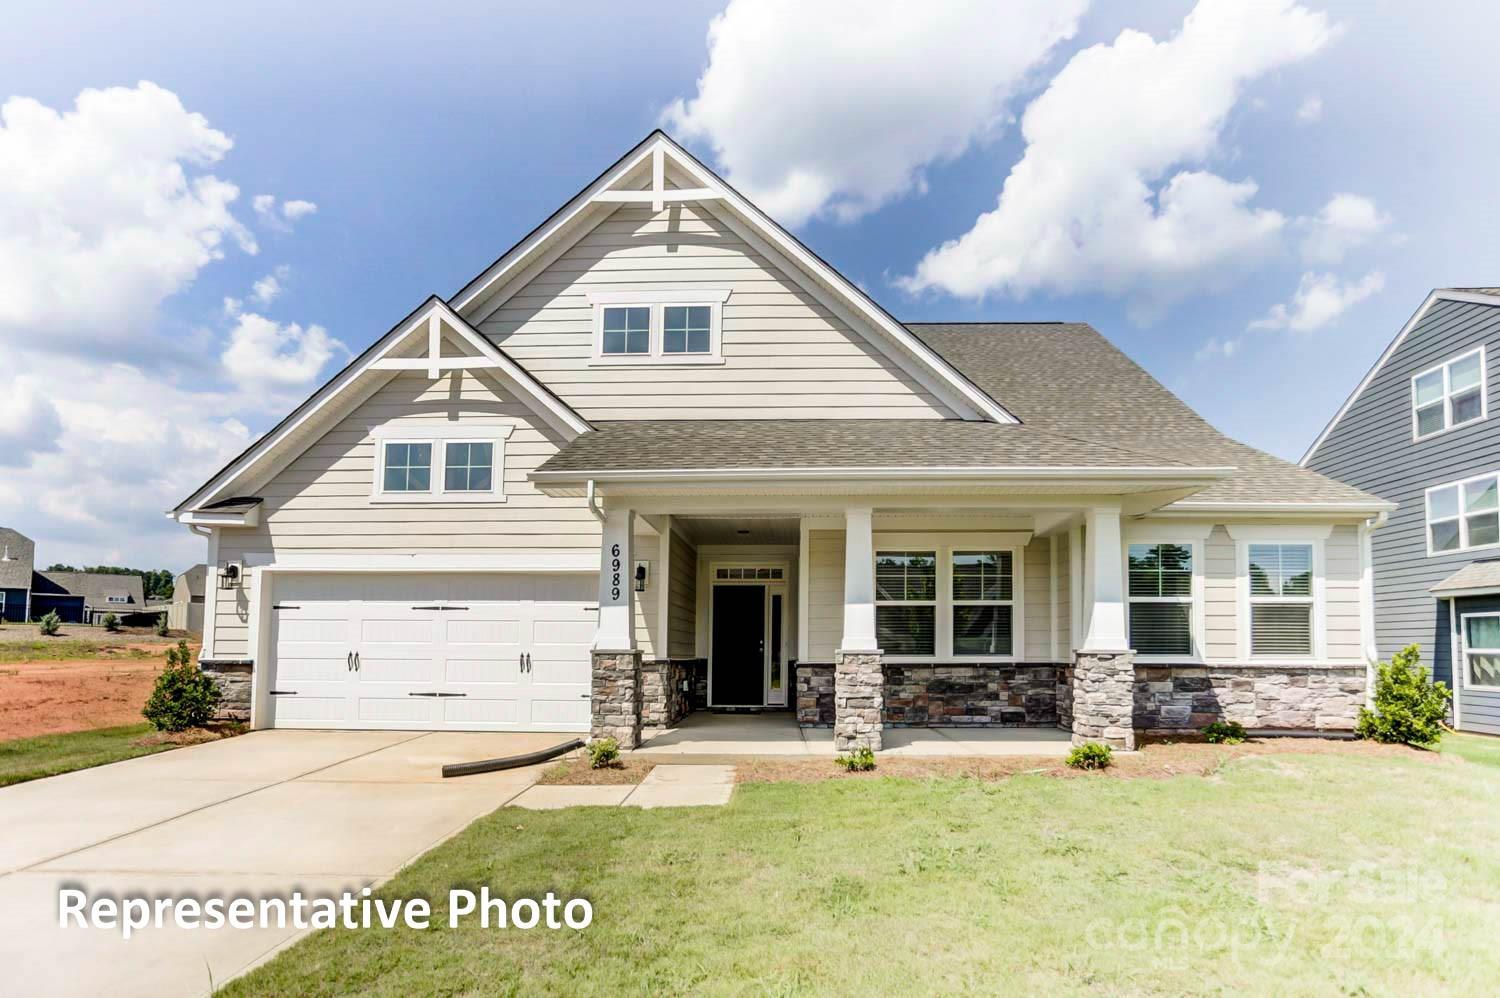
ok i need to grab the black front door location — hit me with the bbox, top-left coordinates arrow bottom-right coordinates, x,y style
712,585 -> 765,706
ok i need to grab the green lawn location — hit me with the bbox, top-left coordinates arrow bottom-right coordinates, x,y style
228,745 -> 1500,995
0,724 -> 174,787
1442,730 -> 1500,769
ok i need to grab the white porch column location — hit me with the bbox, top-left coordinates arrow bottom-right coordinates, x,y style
839,507 -> 879,652
594,506 -> 636,651
1082,505 -> 1128,652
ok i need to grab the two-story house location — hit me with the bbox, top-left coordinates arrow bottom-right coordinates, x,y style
174,132 -> 1391,752
1305,288 -> 1500,735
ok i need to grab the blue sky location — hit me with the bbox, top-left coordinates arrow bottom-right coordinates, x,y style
2,0 -> 1498,569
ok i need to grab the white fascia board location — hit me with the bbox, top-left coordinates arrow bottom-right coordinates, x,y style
532,465 -> 1235,483
1430,584 -> 1500,598
1163,499 -> 1397,514
1301,289 -> 1500,466
174,297 -> 590,515
252,552 -> 598,573
177,509 -> 260,528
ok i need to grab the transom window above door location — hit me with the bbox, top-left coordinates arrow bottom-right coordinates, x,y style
1412,347 -> 1486,440
587,289 -> 730,365
1427,473 -> 1500,554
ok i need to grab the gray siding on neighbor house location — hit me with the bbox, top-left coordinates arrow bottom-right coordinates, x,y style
1307,298 -> 1500,688
1452,594 -> 1500,736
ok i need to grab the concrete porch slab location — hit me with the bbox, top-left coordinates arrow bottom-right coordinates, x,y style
635,712 -> 834,758
509,785 -> 636,809
623,765 -> 735,808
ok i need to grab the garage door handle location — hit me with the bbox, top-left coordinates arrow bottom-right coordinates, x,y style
355,652 -> 361,672
347,652 -> 353,671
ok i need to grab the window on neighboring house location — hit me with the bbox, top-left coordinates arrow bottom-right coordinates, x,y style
1128,543 -> 1193,656
875,551 -> 936,656
951,551 -> 1013,656
444,442 -> 493,493
106,595 -> 128,604
601,306 -> 650,355
381,442 -> 432,492
1464,614 -> 1500,690
1413,347 -> 1486,439
1426,474 -> 1500,554
1248,543 -> 1314,656
663,305 -> 712,354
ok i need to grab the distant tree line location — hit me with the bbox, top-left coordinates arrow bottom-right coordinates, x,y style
45,565 -> 175,600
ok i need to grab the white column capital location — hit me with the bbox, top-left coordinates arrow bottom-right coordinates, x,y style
839,507 -> 880,653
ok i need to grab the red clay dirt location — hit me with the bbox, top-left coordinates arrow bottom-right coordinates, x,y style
0,657 -> 171,740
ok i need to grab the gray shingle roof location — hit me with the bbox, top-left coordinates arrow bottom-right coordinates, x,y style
535,419 -> 1204,474
1430,560 -> 1500,595
909,323 -> 1384,506
38,571 -> 145,608
0,528 -> 35,590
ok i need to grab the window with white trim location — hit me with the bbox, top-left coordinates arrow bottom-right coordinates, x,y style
588,290 -> 728,364
601,307 -> 650,356
106,595 -> 129,604
875,551 -> 936,656
1463,613 -> 1500,690
443,442 -> 493,493
1247,543 -> 1314,656
1127,543 -> 1193,656
373,426 -> 511,502
1426,473 -> 1500,554
951,551 -> 1013,656
381,442 -> 432,493
1412,347 -> 1486,439
663,305 -> 712,355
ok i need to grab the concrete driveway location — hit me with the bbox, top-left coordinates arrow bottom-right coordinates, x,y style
0,729 -> 560,997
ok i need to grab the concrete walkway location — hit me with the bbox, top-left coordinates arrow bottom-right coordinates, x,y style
0,729 -> 554,997
510,764 -> 735,809
635,712 -> 1074,759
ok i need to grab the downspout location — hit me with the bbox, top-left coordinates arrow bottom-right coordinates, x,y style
586,480 -> 607,522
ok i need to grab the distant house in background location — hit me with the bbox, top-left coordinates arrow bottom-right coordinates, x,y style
0,528 -> 37,623
170,564 -> 207,634
0,526 -> 156,625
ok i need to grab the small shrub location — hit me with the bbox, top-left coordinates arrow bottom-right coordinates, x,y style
101,612 -> 120,632
587,737 -> 620,769
1066,742 -> 1113,770
835,746 -> 877,772
37,611 -> 61,636
1203,720 -> 1247,744
1357,643 -> 1451,748
155,612 -> 170,637
142,640 -> 220,732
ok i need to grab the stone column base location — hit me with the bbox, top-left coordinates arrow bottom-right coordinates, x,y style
834,650 -> 883,751
200,659 -> 253,722
1071,649 -> 1135,750
591,650 -> 642,748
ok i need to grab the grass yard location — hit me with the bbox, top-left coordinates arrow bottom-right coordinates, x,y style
0,723 -> 175,787
228,741 -> 1500,995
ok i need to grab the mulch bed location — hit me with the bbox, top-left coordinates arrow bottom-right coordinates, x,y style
536,755 -> 655,785
733,737 -> 1445,784
130,723 -> 245,748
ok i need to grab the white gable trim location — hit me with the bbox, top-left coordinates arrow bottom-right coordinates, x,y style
1301,289 -> 1500,466
449,131 -> 1017,424
172,297 -> 589,516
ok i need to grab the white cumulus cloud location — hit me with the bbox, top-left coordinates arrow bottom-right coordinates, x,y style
253,194 -> 317,230
250,265 -> 290,306
899,0 -> 1337,318
1249,271 -> 1385,333
0,81 -> 256,350
222,312 -> 343,389
662,0 -> 1087,226
1296,93 -> 1323,123
0,381 -> 64,467
281,199 -> 317,221
1299,192 -> 1391,265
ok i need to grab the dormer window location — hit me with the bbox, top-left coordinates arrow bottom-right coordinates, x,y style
588,289 -> 730,365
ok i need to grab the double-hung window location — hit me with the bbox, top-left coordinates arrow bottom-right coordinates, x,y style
588,290 -> 729,364
1247,543 -> 1314,656
1463,613 -> 1500,690
1413,347 -> 1486,439
1426,473 -> 1500,554
1127,543 -> 1193,656
875,551 -> 936,656
951,551 -> 1013,656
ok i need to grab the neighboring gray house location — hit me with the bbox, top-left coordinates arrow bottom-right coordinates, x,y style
0,527 -> 36,623
1304,288 -> 1500,734
172,564 -> 207,634
39,571 -> 147,624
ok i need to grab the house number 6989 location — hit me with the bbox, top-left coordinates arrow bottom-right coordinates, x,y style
610,543 -> 622,601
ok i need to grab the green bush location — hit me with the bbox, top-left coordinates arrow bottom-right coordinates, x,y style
1066,742 -> 1113,770
37,611 -> 61,636
1203,720 -> 1247,744
101,612 -> 120,632
1357,644 -> 1451,748
142,640 -> 221,732
587,737 -> 620,769
155,612 -> 169,637
835,746 -> 877,772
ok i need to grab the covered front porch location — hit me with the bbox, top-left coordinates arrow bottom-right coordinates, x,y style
633,712 -> 1074,759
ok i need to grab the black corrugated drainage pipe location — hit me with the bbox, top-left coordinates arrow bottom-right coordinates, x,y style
441,738 -> 586,778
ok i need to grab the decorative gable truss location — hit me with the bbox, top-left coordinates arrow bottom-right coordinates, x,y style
173,296 -> 589,517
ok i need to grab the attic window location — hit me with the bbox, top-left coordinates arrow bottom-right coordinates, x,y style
372,424 -> 514,504
587,289 -> 730,366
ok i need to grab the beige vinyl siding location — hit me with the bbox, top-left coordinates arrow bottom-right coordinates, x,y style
633,534 -> 661,660
668,529 -> 698,658
1055,533 -> 1071,657
1325,525 -> 1363,660
807,529 -> 846,661
477,203 -> 954,420
1203,526 -> 1238,661
1024,538 -> 1049,660
209,584 -> 251,659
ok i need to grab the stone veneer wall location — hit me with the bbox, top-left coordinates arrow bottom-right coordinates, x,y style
591,650 -> 642,747
641,660 -> 699,732
1134,665 -> 1366,732
883,664 -> 1058,726
1055,663 -> 1074,731
834,652 -> 883,751
201,660 -> 252,722
1071,651 -> 1136,750
796,663 -> 835,726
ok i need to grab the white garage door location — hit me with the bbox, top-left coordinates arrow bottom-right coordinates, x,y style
266,573 -> 596,731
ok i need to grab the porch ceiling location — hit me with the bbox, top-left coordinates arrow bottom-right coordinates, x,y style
673,516 -> 801,545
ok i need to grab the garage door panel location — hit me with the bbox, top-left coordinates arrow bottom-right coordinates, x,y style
360,615 -> 437,644
444,656 -> 524,686
443,697 -> 520,726
529,698 -> 591,727
274,654 -> 349,683
276,616 -> 351,642
357,697 -> 435,724
358,653 -> 440,684
445,617 -> 522,645
272,696 -> 348,724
